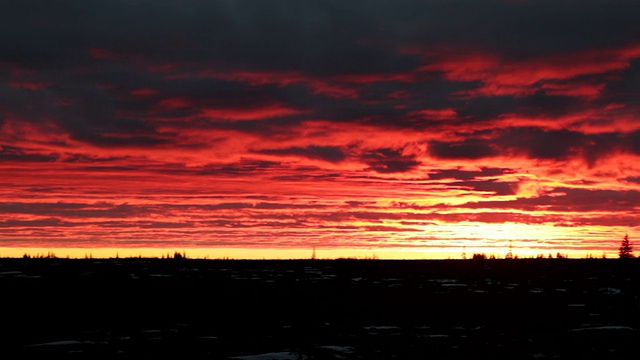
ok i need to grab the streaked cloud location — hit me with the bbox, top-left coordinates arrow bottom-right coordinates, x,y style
1,0 -> 640,257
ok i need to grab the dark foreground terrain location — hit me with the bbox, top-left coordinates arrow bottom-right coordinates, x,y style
1,257 -> 640,359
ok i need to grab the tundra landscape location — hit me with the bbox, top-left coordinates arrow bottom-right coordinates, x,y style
1,257 -> 639,359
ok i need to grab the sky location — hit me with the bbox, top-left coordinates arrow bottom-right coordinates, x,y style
2,0 -> 640,259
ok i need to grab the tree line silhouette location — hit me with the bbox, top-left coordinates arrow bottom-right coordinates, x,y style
12,235 -> 635,261
469,234 -> 634,260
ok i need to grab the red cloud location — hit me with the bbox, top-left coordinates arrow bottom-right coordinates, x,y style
200,69 -> 420,100
205,69 -> 362,99
332,73 -> 416,84
9,82 -> 49,90
88,48 -> 115,59
208,70 -> 308,86
200,104 -> 304,120
130,88 -> 159,96
306,80 -> 361,99
158,97 -> 191,109
409,108 -> 457,121
540,82 -> 606,99
415,45 -> 640,97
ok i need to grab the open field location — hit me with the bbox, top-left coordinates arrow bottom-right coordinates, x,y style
1,258 -> 640,359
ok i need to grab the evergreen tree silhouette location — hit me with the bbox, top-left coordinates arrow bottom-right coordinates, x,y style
619,234 -> 634,259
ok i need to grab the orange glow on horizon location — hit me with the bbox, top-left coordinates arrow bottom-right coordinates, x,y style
0,245 -> 619,260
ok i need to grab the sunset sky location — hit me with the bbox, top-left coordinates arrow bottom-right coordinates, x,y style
2,0 -> 640,259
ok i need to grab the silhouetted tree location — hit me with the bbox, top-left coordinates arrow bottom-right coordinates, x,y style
472,253 -> 487,260
172,251 -> 188,260
505,241 -> 513,259
619,234 -> 634,259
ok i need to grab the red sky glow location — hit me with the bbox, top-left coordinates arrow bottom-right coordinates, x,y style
2,0 -> 640,259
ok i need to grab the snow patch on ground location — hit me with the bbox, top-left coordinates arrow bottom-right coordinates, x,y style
229,351 -> 302,360
363,325 -> 400,330
570,326 -> 634,331
28,340 -> 87,347
320,345 -> 354,353
598,287 -> 621,295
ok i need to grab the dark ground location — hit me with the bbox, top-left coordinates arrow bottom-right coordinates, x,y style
1,257 -> 640,359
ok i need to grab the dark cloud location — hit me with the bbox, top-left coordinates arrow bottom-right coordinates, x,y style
602,58 -> 640,103
0,218 -> 70,228
360,147 -> 421,173
517,91 -> 585,118
200,203 -> 254,210
428,128 -> 626,164
498,128 -> 586,160
0,202 -> 139,218
454,95 -> 523,122
271,173 -> 341,181
61,154 -> 131,163
254,202 -> 327,210
624,130 -> 640,155
345,201 -> 375,207
396,0 -> 640,58
254,145 -> 347,163
498,129 -> 621,165
196,160 -> 282,175
428,167 -> 514,180
0,0 -> 419,73
429,139 -> 498,159
620,176 -> 640,184
456,188 -> 640,213
2,0 -> 639,151
449,180 -> 518,196
0,145 -> 59,162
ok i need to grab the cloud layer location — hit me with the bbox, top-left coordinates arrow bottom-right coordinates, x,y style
2,0 -> 640,257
